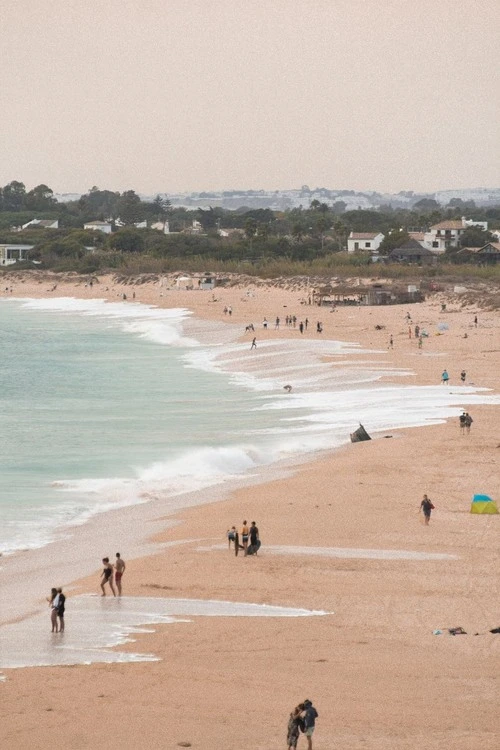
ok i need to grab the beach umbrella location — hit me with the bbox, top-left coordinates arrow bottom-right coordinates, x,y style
470,493 -> 499,514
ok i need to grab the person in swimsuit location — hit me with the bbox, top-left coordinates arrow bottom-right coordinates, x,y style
56,587 -> 65,632
100,557 -> 116,596
241,520 -> 249,555
48,587 -> 58,632
114,552 -> 126,596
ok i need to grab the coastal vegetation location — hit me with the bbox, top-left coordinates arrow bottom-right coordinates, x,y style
0,181 -> 499,284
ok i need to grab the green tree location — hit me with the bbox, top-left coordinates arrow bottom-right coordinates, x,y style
116,190 -> 143,225
2,181 -> 26,211
24,184 -> 56,212
109,227 -> 145,253
378,229 -> 410,252
459,226 -> 492,248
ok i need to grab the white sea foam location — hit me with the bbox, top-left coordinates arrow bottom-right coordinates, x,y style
2,297 -> 500,559
0,595 -> 331,669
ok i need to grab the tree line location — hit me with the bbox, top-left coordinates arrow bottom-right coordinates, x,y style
0,181 -> 498,274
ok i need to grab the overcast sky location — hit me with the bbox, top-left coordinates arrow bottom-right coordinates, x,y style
1,0 -> 498,195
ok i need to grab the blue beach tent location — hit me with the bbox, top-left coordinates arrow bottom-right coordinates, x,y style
470,493 -> 498,515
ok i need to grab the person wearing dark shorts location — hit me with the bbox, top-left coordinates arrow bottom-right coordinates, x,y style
420,494 -> 434,526
100,557 -> 116,596
56,587 -> 65,632
241,521 -> 249,555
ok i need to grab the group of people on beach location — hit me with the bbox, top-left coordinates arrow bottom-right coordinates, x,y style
47,587 -> 65,632
100,553 -> 126,596
227,520 -> 260,556
287,700 -> 319,749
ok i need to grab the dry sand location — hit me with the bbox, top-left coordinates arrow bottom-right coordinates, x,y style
1,273 -> 499,750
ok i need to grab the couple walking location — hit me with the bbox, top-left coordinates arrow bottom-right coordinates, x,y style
100,552 -> 126,596
47,587 -> 65,632
287,700 -> 318,749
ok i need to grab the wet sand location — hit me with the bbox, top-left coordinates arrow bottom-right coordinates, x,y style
1,274 -> 499,749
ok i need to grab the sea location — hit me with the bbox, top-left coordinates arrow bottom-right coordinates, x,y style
1,296 -> 499,559
2,296 -> 500,669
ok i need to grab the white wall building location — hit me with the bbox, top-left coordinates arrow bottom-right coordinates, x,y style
423,217 -> 487,253
347,232 -> 384,253
84,220 -> 112,234
21,219 -> 58,230
0,244 -> 34,265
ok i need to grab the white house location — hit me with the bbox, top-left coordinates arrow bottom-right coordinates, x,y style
84,220 -> 113,234
347,232 -> 384,253
423,217 -> 488,253
21,219 -> 59,230
0,244 -> 34,265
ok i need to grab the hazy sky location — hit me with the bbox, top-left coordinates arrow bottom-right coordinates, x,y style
1,0 -> 498,195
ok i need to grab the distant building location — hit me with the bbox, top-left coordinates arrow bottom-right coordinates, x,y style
388,239 -> 436,265
0,244 -> 34,265
424,217 -> 488,253
21,219 -> 59,230
84,220 -> 112,234
458,242 -> 500,265
347,232 -> 384,253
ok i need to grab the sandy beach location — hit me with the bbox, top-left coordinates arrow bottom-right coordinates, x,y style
1,273 -> 499,750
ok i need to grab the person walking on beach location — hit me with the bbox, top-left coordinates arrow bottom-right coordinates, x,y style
100,557 -> 116,596
241,520 -> 249,555
287,703 -> 305,750
115,552 -> 126,596
441,369 -> 449,385
250,337 -> 257,350
420,494 -> 434,526
56,587 -> 65,632
227,526 -> 237,550
389,335 -> 393,349
48,587 -> 58,632
465,412 -> 473,434
249,521 -> 260,555
460,369 -> 466,383
474,315 -> 478,327
459,412 -> 467,434
303,699 -> 318,750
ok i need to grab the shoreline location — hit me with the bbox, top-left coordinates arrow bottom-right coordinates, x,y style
1,274 -> 500,749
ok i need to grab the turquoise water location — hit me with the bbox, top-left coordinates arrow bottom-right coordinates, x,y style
2,296 -> 499,557
0,299 -> 282,554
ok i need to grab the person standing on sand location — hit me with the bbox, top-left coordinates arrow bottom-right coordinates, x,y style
100,557 -> 116,596
56,587 -> 65,632
241,520 -> 249,555
465,412 -> 473,434
460,369 -> 466,383
287,703 -> 305,750
459,412 -> 467,434
420,494 -> 434,526
251,337 -> 257,350
441,369 -> 449,384
249,521 -> 260,555
302,699 -> 318,750
389,335 -> 393,348
115,552 -> 126,595
48,588 -> 58,632
474,315 -> 478,327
